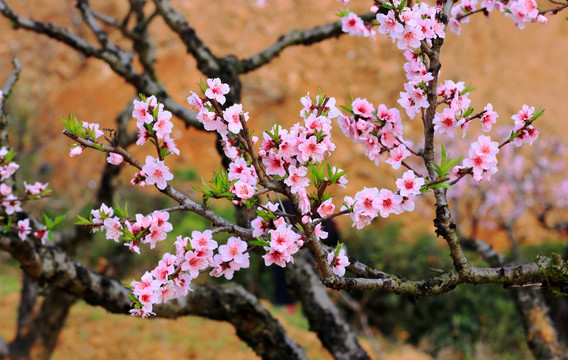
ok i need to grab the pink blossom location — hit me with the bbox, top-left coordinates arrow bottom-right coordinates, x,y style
16,218 -> 31,240
354,187 -> 380,217
481,103 -> 499,132
223,103 -> 248,134
376,10 -> 404,41
251,217 -> 270,237
385,145 -> 411,170
181,250 -> 209,278
317,199 -> 335,217
433,108 -> 458,137
205,78 -> 230,105
162,136 -> 180,156
2,195 -> 21,215
314,223 -> 328,239
153,109 -> 173,139
103,217 -> 123,242
132,97 -> 156,125
23,181 -> 48,196
327,248 -> 350,277
233,180 -> 255,200
352,98 -> 374,118
0,183 -> 11,197
82,121 -> 104,140
297,136 -> 327,163
186,91 -> 204,112
263,249 -> 291,267
142,156 -> 174,190
107,153 -> 124,165
33,225 -> 49,245
151,210 -> 173,233
341,12 -> 366,36
218,236 -> 249,266
69,145 -> 84,157
209,254 -> 239,279
190,230 -> 218,251
396,170 -> 425,197
284,165 -> 309,194
0,162 -> 19,181
125,241 -> 140,254
92,203 -> 114,228
376,189 -> 403,218
397,26 -> 425,50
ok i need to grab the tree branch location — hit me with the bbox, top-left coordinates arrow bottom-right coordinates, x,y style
462,237 -> 566,359
237,12 -> 376,74
0,233 -> 307,360
152,0 -> 220,74
0,1 -> 200,129
285,251 -> 370,360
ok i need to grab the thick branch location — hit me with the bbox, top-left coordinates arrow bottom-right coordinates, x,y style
462,238 -> 566,359
152,0 -> 220,74
237,12 -> 376,74
0,234 -> 307,360
0,1 -> 200,129
285,251 -> 370,360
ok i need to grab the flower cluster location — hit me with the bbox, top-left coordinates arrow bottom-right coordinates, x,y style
343,169 -> 424,230
341,12 -> 376,38
130,96 -> 179,190
0,146 -> 53,244
449,0 -> 547,34
68,121 -> 104,157
338,99 -> 409,168
460,135 -> 500,183
376,2 -> 445,50
432,81 -> 499,139
250,202 -> 305,267
511,104 -> 539,147
89,203 -> 173,253
130,231 -> 250,317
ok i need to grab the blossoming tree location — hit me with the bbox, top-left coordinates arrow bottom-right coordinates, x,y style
1,0 -> 568,359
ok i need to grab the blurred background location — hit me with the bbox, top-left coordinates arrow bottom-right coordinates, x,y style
0,0 -> 567,358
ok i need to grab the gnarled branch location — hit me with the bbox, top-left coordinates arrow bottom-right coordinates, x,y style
0,233 -> 307,360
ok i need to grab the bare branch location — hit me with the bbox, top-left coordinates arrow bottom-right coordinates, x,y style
0,1 -> 200,128
237,12 -> 376,74
152,0 -> 220,74
285,251 -> 371,360
0,57 -> 22,147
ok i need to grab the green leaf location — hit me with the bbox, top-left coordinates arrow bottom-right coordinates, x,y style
129,293 -> 139,303
381,3 -> 394,9
459,84 -> 476,95
529,107 -> 545,122
445,157 -> 464,170
75,215 -> 91,226
250,238 -> 270,247
334,242 -> 344,257
398,0 -> 407,12
51,215 -> 65,229
3,148 -> 17,163
462,107 -> 474,118
339,105 -> 354,115
198,79 -> 207,93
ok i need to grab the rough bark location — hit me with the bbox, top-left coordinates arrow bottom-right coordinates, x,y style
462,238 -> 566,360
0,233 -> 307,360
285,251 -> 370,360
8,290 -> 77,360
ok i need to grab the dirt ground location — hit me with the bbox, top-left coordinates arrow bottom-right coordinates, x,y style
0,0 -> 567,358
